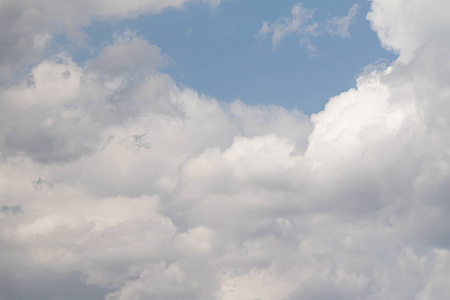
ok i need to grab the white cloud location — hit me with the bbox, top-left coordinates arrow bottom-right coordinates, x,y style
0,0 -> 219,83
327,4 -> 359,37
367,0 -> 450,62
258,3 -> 317,48
259,2 -> 359,51
2,0 -> 450,299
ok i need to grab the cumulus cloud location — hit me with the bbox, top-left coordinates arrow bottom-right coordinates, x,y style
2,0 -> 450,299
367,0 -> 450,62
87,31 -> 169,78
0,0 -> 219,83
259,2 -> 358,51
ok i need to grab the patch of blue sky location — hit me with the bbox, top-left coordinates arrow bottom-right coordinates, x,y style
72,0 -> 397,115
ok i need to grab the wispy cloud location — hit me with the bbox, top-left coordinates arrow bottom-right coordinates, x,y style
258,3 -> 318,48
259,2 -> 358,51
327,4 -> 359,37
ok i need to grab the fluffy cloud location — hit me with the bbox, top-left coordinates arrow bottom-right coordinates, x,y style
0,0 -> 219,83
87,31 -> 169,78
368,0 -> 450,62
1,0 -> 450,299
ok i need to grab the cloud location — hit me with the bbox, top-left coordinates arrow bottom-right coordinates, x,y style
0,0 -> 219,83
368,0 -> 450,62
258,3 -> 317,48
86,31 -> 169,79
259,2 -> 359,51
327,4 -> 359,37
1,0 -> 450,299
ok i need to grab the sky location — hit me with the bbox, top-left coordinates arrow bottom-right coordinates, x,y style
1,0 -> 450,299
73,0 -> 396,114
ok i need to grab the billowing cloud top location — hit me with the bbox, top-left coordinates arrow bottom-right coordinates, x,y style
1,0 -> 450,299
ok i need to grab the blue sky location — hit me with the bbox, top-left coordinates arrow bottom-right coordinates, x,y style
75,0 -> 396,114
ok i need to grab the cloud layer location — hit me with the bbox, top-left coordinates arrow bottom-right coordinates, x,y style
2,0 -> 450,299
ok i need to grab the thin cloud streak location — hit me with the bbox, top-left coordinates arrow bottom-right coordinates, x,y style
258,2 -> 358,51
